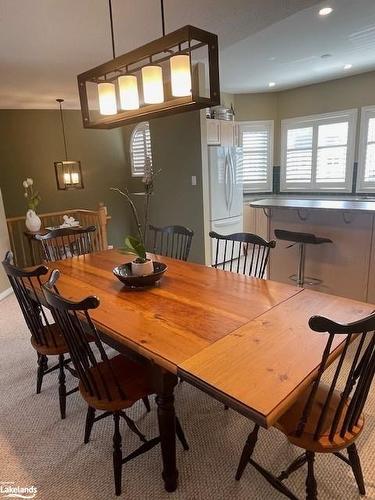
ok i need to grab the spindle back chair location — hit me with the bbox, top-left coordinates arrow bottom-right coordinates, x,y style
209,231 -> 276,279
235,312 -> 375,499
35,225 -> 96,262
42,269 -> 189,496
148,224 -> 194,261
1,251 -> 74,418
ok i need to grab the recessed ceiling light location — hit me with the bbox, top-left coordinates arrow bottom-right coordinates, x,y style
319,7 -> 333,16
268,82 -> 276,87
344,64 -> 352,70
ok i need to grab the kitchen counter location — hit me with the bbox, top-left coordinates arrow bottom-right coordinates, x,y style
249,197 -> 375,213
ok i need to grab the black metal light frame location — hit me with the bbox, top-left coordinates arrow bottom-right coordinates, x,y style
77,25 -> 220,129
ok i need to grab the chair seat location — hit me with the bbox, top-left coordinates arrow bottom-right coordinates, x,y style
31,323 -> 70,355
276,383 -> 364,452
79,355 -> 154,412
274,229 -> 332,245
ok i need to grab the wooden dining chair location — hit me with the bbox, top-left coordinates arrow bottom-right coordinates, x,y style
1,251 -> 77,419
148,224 -> 194,261
42,269 -> 189,496
209,231 -> 276,279
235,312 -> 375,500
35,225 -> 96,262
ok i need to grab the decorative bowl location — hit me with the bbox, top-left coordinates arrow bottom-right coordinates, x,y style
113,262 -> 167,288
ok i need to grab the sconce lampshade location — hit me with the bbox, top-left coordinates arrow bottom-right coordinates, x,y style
98,82 -> 117,115
170,54 -> 191,97
118,75 -> 139,110
55,161 -> 84,190
142,65 -> 164,104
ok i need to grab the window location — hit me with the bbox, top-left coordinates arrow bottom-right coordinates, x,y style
357,106 -> 375,192
130,122 -> 152,177
239,121 -> 273,193
280,109 -> 357,192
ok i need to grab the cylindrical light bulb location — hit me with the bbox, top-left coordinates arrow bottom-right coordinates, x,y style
142,65 -> 164,104
118,75 -> 139,110
170,54 -> 192,97
63,172 -> 72,184
98,82 -> 117,115
71,172 -> 80,184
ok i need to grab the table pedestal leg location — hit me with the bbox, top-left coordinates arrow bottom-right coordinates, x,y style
154,367 -> 178,492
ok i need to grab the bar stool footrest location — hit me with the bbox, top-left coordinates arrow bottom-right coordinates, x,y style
288,274 -> 322,286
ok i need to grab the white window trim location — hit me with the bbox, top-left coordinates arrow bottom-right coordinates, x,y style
239,120 -> 274,193
130,121 -> 151,177
356,105 -> 375,193
280,109 -> 357,193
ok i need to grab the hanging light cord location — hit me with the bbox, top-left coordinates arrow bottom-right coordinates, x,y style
160,0 -> 166,36
56,99 -> 68,161
108,0 -> 116,59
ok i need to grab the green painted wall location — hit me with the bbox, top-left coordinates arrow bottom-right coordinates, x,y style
122,110 -> 205,263
0,109 -> 205,263
0,110 -> 131,247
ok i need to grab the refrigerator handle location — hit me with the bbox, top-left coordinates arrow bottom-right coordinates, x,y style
224,153 -> 229,210
229,151 -> 234,212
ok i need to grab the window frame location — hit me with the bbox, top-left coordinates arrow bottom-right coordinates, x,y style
130,121 -> 152,177
238,120 -> 274,193
356,105 -> 375,193
280,109 -> 357,193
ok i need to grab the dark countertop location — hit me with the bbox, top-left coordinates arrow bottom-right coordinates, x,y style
249,197 -> 375,213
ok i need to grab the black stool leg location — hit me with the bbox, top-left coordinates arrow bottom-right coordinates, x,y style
348,444 -> 366,496
297,243 -> 305,288
113,412 -> 123,496
58,354 -> 66,419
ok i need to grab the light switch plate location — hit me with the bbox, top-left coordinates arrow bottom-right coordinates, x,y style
191,175 -> 197,186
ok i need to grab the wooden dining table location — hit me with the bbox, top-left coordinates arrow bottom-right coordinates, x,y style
35,249 -> 374,492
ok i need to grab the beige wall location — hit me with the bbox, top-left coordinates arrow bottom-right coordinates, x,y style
0,189 -> 11,294
234,70 -> 375,164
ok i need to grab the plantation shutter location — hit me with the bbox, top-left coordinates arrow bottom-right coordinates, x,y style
357,106 -> 375,192
239,121 -> 273,192
130,122 -> 152,177
281,109 -> 357,192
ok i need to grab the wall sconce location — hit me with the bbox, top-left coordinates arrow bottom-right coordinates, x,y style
54,160 -> 84,190
54,98 -> 84,190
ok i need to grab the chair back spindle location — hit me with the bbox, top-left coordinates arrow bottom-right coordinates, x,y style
209,231 -> 276,279
42,270 -> 127,402
295,314 -> 375,443
148,225 -> 194,261
35,226 -> 96,262
1,251 -> 57,349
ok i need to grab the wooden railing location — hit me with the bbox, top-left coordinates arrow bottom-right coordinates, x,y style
6,204 -> 111,268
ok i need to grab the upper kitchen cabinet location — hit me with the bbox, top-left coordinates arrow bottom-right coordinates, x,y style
207,119 -> 238,146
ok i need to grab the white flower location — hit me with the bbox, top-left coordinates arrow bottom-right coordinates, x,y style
27,178 -> 33,186
24,192 -> 28,198
23,180 -> 28,189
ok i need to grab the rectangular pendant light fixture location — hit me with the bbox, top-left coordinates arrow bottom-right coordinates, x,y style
77,25 -> 220,129
54,161 -> 84,190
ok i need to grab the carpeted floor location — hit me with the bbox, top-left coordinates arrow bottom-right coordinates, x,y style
0,292 -> 374,500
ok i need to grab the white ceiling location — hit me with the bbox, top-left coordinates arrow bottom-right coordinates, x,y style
221,0 -> 375,93
0,0 -> 373,108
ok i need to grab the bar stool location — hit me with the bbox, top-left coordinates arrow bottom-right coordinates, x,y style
274,229 -> 332,287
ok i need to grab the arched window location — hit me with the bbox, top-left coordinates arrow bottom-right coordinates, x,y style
130,121 -> 152,177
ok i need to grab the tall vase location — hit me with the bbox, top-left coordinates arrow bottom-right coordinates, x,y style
25,209 -> 42,232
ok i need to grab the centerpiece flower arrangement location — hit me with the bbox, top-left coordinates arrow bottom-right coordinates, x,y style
111,157 -> 161,276
23,177 -> 42,232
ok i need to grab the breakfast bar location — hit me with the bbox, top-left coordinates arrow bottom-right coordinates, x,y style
250,197 -> 375,303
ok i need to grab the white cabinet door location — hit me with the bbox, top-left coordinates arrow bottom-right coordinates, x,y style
220,121 -> 235,147
207,119 -> 220,145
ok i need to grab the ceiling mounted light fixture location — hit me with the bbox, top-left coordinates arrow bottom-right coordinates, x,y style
268,82 -> 276,88
319,7 -> 333,16
344,64 -> 353,70
54,99 -> 84,191
77,0 -> 220,129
